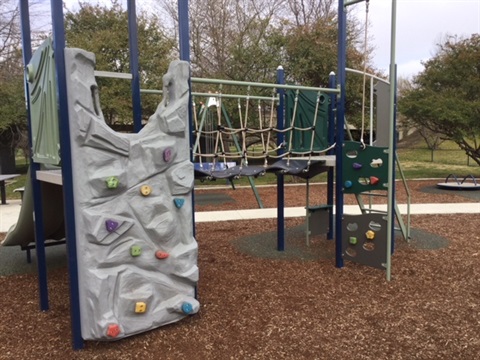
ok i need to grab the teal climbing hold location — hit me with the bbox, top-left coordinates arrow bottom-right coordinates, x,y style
181,302 -> 193,314
174,198 -> 185,209
344,180 -> 353,189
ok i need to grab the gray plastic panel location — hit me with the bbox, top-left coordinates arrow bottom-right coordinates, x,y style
64,49 -> 198,341
373,81 -> 391,148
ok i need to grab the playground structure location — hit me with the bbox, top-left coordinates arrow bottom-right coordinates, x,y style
12,0 -> 405,350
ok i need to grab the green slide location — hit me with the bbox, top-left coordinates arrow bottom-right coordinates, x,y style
1,169 -> 65,247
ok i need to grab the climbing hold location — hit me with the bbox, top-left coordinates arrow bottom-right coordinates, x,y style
163,147 -> 173,162
135,302 -> 147,314
344,180 -> 353,189
181,302 -> 194,315
370,158 -> 383,168
105,220 -> 119,233
174,198 -> 185,208
130,245 -> 142,257
155,250 -> 169,260
140,185 -> 152,196
353,162 -> 363,170
105,176 -> 119,189
106,324 -> 121,338
365,230 -> 375,240
349,237 -> 358,245
370,176 -> 380,185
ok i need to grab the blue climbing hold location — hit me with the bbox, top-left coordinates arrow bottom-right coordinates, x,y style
344,180 -> 353,189
181,302 -> 193,314
174,198 -> 185,209
105,220 -> 119,233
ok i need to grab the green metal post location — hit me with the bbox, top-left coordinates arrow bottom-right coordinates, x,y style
386,0 -> 397,282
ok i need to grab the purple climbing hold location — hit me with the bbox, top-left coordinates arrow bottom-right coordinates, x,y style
105,219 -> 119,233
163,147 -> 173,162
353,162 -> 363,170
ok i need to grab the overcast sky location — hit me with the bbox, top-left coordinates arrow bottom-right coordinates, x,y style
43,0 -> 480,79
363,0 -> 480,78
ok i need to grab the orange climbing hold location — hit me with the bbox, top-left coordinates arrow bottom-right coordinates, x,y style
155,250 -> 169,260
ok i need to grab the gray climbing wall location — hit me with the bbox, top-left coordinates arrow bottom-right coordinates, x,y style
64,48 -> 198,341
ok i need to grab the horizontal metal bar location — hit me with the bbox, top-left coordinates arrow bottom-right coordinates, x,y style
93,72 -> 339,95
193,92 -> 278,102
141,89 -> 279,102
345,0 -> 367,7
140,89 -> 162,94
94,70 -> 133,80
346,68 -> 389,84
191,77 -> 340,94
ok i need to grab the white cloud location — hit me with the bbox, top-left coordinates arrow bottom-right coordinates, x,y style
362,0 -> 480,78
397,59 -> 425,79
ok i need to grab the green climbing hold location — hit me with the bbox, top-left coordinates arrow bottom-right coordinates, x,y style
130,245 -> 142,257
106,176 -> 119,189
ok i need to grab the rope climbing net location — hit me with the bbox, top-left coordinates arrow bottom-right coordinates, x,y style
190,77 -> 339,176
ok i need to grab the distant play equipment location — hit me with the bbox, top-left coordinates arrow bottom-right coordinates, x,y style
437,174 -> 480,190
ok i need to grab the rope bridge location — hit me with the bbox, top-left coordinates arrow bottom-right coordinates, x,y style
191,77 -> 338,180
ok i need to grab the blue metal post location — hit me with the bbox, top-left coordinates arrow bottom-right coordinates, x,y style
127,0 -> 142,133
178,0 -> 190,62
276,66 -> 285,251
50,0 -> 84,350
335,0 -> 347,268
177,0 -> 197,299
327,72 -> 336,240
19,0 -> 50,312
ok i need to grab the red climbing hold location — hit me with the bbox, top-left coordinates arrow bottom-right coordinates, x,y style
370,176 -> 380,185
106,324 -> 121,338
155,250 -> 169,260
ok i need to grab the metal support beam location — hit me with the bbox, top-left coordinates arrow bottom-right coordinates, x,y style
276,66 -> 285,251
345,0 -> 368,7
127,0 -> 142,133
19,0 -> 50,313
50,0 -> 84,350
386,0 -> 398,282
335,0 -> 347,268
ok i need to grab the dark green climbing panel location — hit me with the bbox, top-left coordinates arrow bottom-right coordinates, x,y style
342,213 -> 388,269
285,90 -> 329,152
342,141 -> 389,194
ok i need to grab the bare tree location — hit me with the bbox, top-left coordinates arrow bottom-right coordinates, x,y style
285,0 -> 336,27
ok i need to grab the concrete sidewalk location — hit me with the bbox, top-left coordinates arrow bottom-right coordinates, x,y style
1,199 -> 479,232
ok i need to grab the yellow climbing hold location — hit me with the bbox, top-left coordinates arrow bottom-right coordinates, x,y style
140,185 -> 152,196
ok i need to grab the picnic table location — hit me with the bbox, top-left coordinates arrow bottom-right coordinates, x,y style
0,174 -> 20,205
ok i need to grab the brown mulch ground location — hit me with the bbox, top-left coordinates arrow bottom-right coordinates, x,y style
1,180 -> 480,359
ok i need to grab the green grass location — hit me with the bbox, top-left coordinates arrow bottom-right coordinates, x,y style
397,140 -> 478,179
